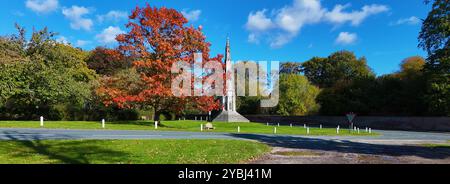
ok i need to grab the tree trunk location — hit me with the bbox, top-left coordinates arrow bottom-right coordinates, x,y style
153,109 -> 161,125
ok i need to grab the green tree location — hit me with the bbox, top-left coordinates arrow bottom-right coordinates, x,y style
301,51 -> 375,88
276,74 -> 320,116
85,47 -> 131,76
418,0 -> 450,116
317,76 -> 379,116
0,26 -> 97,120
280,62 -> 302,74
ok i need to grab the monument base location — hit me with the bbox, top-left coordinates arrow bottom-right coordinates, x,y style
212,111 -> 250,122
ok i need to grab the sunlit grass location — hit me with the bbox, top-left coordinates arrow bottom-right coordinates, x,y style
0,120 -> 378,136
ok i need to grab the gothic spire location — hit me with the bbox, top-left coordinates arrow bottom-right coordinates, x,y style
225,37 -> 231,62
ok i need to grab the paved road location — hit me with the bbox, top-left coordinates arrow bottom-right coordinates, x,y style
0,128 -> 448,144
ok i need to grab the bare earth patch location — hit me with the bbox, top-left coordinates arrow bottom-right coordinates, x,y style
251,145 -> 450,164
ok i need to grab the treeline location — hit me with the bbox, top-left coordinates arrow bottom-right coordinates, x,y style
240,0 -> 449,117
0,25 -> 139,121
239,52 -> 433,116
279,53 -> 430,116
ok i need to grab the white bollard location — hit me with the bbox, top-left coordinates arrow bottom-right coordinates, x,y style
357,128 -> 360,134
195,116 -> 197,121
366,127 -> 368,132
200,116 -> 203,121
369,128 -> 372,134
307,127 -> 310,135
238,126 -> 240,133
337,127 -> 340,134
184,117 -> 186,121
320,124 -> 322,129
354,127 -> 357,131
274,127 -> 277,134
201,124 -> 203,132
304,124 -> 306,128
40,116 -> 44,127
290,124 -> 292,127
267,122 -> 269,126
102,119 -> 105,129
277,123 -> 280,127
154,121 -> 158,129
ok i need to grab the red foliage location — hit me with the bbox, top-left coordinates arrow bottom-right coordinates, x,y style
97,4 -> 221,117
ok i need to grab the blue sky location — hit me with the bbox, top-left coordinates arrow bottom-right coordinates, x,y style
0,0 -> 431,75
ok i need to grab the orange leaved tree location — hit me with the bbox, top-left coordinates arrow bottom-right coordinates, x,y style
97,4 -> 221,122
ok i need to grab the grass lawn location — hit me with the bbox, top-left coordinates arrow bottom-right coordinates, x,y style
0,120 -> 377,136
421,143 -> 450,149
0,139 -> 270,164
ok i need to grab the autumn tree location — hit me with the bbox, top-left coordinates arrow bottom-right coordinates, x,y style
97,5 -> 220,122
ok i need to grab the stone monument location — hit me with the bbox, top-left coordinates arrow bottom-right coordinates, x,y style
213,38 -> 250,123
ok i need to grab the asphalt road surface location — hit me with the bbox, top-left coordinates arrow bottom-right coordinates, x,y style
1,128 -> 449,164
0,128 -> 448,143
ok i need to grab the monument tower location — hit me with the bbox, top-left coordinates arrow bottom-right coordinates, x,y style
213,38 -> 250,122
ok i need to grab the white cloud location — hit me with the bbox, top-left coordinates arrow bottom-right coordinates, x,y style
181,9 -> 201,22
275,0 -> 324,34
246,10 -> 274,32
25,0 -> 59,14
62,6 -> 93,31
248,33 -> 260,44
391,16 -> 421,26
335,32 -> 357,45
96,26 -> 125,44
97,10 -> 128,23
271,34 -> 296,48
56,36 -> 69,45
76,40 -> 91,47
325,4 -> 389,26
245,0 -> 388,47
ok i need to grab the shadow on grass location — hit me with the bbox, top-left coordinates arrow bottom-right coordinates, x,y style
2,131 -> 130,164
230,134 -> 450,160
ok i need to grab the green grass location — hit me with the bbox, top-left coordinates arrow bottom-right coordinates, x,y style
0,120 -> 377,136
421,143 -> 450,149
0,139 -> 270,164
